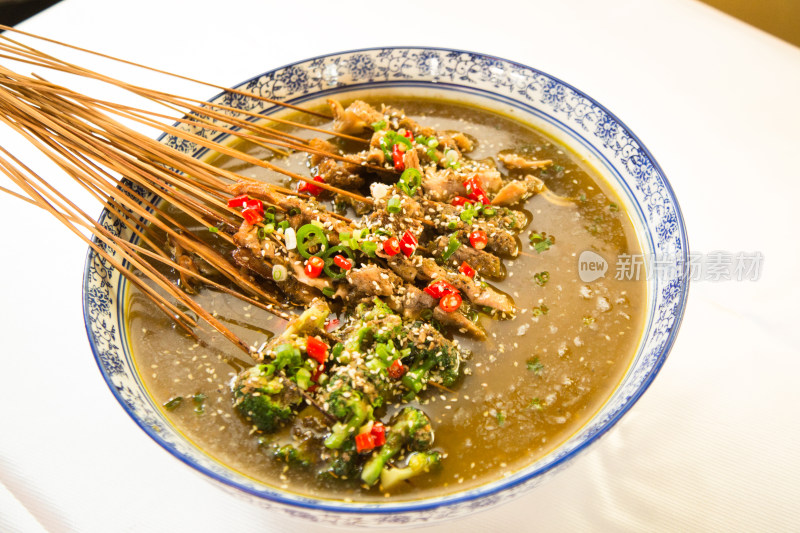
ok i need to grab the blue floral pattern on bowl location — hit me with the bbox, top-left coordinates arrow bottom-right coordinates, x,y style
83,47 -> 689,527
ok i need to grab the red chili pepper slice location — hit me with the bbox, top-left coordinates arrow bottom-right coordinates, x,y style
464,176 -> 490,205
451,196 -> 471,207
333,255 -> 353,271
387,359 -> 407,379
392,144 -> 405,171
439,292 -> 463,313
241,198 -> 263,211
399,230 -> 417,257
459,261 -> 476,278
370,423 -> 386,446
469,229 -> 488,250
355,432 -> 376,453
424,279 -> 458,299
227,194 -> 249,208
241,207 -> 263,224
383,236 -> 401,256
305,335 -> 328,364
298,175 -> 325,196
304,256 -> 325,278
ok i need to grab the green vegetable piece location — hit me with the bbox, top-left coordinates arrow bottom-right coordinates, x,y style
526,356 -> 544,374
371,120 -> 387,131
360,407 -> 434,485
360,240 -> 378,257
321,245 -> 355,279
534,271 -> 550,286
323,396 -> 370,450
380,451 -> 441,489
193,393 -> 207,415
397,168 -> 422,196
296,224 -> 329,259
163,396 -> 183,411
441,232 -> 461,262
387,196 -> 402,213
460,202 -> 477,223
232,366 -> 302,433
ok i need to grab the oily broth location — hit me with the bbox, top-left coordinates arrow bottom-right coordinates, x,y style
127,97 -> 646,501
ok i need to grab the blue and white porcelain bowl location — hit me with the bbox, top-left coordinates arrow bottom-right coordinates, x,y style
83,48 -> 689,527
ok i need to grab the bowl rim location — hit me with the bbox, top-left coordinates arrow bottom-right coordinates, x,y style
83,45 -> 690,515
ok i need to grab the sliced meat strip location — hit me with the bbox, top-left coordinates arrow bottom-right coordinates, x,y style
328,99 -> 384,134
416,257 -> 514,314
429,234 -> 504,279
345,264 -> 403,304
497,152 -> 553,170
491,175 -> 545,207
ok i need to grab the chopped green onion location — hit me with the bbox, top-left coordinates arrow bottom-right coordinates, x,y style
371,120 -> 387,131
534,271 -> 550,286
361,241 -> 378,257
278,220 -> 290,231
460,202 -> 478,223
331,342 -> 345,362
207,226 -> 219,233
296,224 -> 329,259
444,149 -> 459,167
322,287 -> 335,298
387,196 -> 402,213
447,219 -> 459,230
272,264 -> 287,282
441,233 -> 461,262
263,206 -> 276,224
295,368 -> 312,390
379,134 -> 393,160
482,207 -> 496,218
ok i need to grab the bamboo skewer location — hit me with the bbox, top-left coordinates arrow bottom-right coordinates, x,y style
0,25 -> 332,119
0,34 -> 555,358
0,35 -> 364,148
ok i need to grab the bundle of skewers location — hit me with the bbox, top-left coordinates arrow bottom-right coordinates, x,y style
0,25 -> 572,356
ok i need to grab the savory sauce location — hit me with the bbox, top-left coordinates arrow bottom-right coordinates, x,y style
127,97 -> 645,501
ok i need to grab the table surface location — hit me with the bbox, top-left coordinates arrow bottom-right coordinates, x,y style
1,0 -> 799,531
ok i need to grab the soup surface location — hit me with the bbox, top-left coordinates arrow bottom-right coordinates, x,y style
128,97 -> 646,501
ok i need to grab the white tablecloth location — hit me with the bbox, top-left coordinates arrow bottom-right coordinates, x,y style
1,0 -> 799,531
